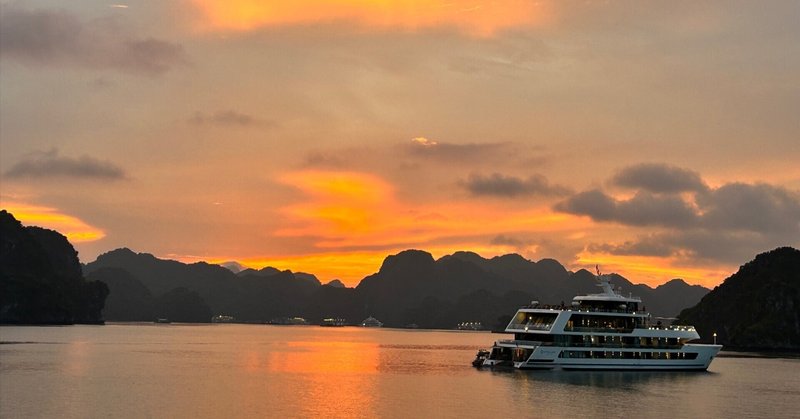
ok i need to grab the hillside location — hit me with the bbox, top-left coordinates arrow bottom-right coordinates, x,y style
676,247 -> 800,350
0,210 -> 108,324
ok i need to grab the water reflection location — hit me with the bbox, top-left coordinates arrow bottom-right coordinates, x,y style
268,341 -> 380,374
2,326 -> 795,419
512,369 -> 715,388
265,339 -> 380,418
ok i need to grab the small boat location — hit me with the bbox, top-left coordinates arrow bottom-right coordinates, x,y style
320,318 -> 346,327
472,349 -> 490,367
211,315 -> 235,323
360,316 -> 383,327
155,318 -> 170,324
457,321 -> 483,330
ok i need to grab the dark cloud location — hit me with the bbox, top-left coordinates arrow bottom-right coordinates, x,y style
188,110 -> 262,127
612,163 -> 707,193
405,137 -> 509,163
592,229 -> 793,265
0,6 -> 185,76
697,183 -> 800,234
490,234 -> 528,248
556,190 -> 699,227
554,189 -> 617,220
588,237 -> 677,258
562,165 -> 800,264
464,173 -> 571,198
5,149 -> 126,180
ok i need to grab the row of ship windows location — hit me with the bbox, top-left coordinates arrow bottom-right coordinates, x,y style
558,351 -> 699,360
516,334 -> 685,348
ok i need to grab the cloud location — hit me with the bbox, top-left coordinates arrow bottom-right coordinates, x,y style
588,237 -> 677,258
405,137 -> 510,163
561,164 -> 800,265
0,5 -> 185,76
188,110 -> 262,126
490,234 -> 528,248
697,183 -> 800,234
5,149 -> 127,181
612,163 -> 707,193
464,173 -> 571,198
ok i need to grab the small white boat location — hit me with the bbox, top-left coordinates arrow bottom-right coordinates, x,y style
360,316 -> 383,327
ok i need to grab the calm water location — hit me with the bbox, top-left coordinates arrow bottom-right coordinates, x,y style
1,325 -> 799,419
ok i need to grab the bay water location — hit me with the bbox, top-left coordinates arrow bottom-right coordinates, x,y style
1,324 -> 798,418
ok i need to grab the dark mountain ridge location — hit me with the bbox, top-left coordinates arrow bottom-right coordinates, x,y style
87,247 -> 710,327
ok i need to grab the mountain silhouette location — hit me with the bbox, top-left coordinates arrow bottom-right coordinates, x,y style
87,247 -> 710,327
677,247 -> 800,350
1,210 -> 108,324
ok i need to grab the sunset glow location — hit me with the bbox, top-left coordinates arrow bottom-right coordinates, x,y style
1,202 -> 105,243
2,0 -> 797,291
576,251 -> 733,289
188,0 -> 551,36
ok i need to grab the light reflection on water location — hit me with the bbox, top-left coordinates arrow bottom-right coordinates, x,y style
1,325 -> 798,418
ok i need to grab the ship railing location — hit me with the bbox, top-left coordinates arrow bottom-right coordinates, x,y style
522,306 -> 648,315
566,327 -> 635,333
645,325 -> 696,332
498,340 -> 686,350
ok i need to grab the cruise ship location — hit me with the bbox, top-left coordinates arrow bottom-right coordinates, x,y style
475,270 -> 721,370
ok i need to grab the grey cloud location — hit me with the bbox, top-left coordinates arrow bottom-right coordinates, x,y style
406,138 -> 509,163
612,163 -> 707,193
697,183 -> 800,234
588,237 -> 677,258
593,229 -> 794,265
189,110 -> 261,127
0,6 -> 185,76
554,189 -> 617,221
490,234 -> 528,248
556,190 -> 699,227
565,167 -> 800,264
464,173 -> 571,198
5,149 -> 126,180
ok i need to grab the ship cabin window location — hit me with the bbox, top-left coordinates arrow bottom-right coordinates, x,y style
565,314 -> 635,333
574,300 -> 638,313
508,312 -> 558,331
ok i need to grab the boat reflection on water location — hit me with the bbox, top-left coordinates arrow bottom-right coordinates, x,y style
501,368 -> 714,388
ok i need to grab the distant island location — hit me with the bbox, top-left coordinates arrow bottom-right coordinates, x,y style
3,209 -> 799,351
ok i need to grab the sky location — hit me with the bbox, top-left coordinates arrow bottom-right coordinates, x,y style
1,0 -> 799,288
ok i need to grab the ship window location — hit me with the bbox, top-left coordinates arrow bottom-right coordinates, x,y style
508,312 -> 558,331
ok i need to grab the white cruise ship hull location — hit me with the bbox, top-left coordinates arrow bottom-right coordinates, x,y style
500,344 -> 722,371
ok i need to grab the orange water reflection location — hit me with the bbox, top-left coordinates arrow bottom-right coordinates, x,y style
264,337 -> 380,417
267,340 -> 379,374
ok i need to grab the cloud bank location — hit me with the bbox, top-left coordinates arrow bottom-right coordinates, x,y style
5,150 -> 127,180
556,163 -> 800,264
464,173 -> 571,198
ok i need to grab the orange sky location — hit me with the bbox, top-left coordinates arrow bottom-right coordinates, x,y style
1,0 -> 798,289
